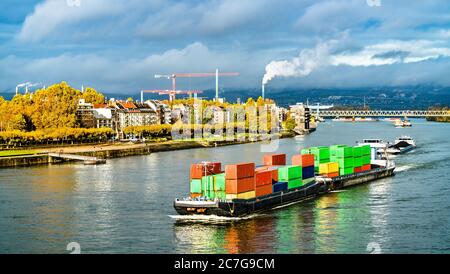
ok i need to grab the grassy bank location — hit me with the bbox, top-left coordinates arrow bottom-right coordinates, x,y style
0,150 -> 40,157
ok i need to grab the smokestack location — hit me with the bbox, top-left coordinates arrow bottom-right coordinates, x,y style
262,84 -> 265,99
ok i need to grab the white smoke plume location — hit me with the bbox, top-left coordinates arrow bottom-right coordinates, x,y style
262,39 -> 450,86
262,39 -> 339,85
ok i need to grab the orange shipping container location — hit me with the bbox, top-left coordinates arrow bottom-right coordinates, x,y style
291,154 -> 314,167
354,167 -> 362,173
225,163 -> 255,179
190,193 -> 202,198
327,172 -> 339,178
263,154 -> 286,166
190,162 -> 221,179
255,184 -> 272,197
255,170 -> 272,187
361,164 -> 371,171
271,168 -> 278,182
226,177 -> 255,194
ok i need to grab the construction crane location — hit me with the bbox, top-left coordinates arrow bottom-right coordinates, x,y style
140,89 -> 203,102
154,69 -> 239,101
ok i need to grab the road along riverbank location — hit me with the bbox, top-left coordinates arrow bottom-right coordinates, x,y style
0,132 -> 295,168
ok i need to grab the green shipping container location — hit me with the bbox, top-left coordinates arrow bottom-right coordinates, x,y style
213,173 -> 226,191
301,148 -> 310,155
310,147 -> 330,160
287,178 -> 303,189
353,146 -> 362,157
278,165 -> 302,181
204,190 -> 226,200
190,179 -> 202,193
201,174 -> 226,192
330,156 -> 354,168
303,177 -> 315,184
331,147 -> 353,158
339,167 -> 354,176
362,155 -> 371,165
353,157 -> 362,167
360,145 -> 371,156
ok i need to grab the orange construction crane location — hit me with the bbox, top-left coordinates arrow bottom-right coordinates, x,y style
141,89 -> 203,102
154,69 -> 239,100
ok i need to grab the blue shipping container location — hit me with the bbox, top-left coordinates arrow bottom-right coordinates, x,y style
302,166 -> 315,179
272,182 -> 288,193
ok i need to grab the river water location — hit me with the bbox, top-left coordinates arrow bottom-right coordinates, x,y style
1,119 -> 449,254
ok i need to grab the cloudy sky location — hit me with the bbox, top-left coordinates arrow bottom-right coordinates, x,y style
1,0 -> 450,93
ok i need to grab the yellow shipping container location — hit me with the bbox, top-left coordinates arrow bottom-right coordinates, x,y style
226,190 -> 256,200
319,162 -> 339,174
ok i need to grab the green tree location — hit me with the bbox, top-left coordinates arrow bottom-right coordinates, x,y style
284,117 -> 296,131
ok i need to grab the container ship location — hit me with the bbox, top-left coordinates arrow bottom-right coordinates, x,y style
174,144 -> 395,217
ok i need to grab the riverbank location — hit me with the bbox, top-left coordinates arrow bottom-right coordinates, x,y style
0,132 -> 296,168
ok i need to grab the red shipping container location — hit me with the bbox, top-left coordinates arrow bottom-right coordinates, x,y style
255,170 -> 272,187
354,167 -> 362,173
255,184 -> 272,197
226,177 -> 255,194
263,154 -> 286,166
225,163 -> 255,179
361,164 -> 371,171
291,154 -> 314,167
190,162 -> 221,179
327,172 -> 340,178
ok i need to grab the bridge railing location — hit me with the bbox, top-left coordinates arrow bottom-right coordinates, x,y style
318,110 -> 450,117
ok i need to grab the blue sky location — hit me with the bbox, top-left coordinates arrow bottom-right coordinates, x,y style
1,0 -> 450,93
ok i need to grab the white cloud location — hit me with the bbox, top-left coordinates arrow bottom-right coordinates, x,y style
17,0 -> 128,42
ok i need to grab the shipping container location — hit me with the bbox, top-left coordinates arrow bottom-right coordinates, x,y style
190,179 -> 202,193
319,162 -> 339,174
255,184 -> 273,197
300,148 -> 310,155
327,172 -> 339,178
354,157 -> 362,167
310,146 -> 330,160
190,162 -> 221,179
360,145 -> 371,156
353,146 -> 362,157
361,164 -> 371,171
225,177 -> 255,194
225,162 -> 255,179
287,178 -> 303,189
302,177 -> 315,184
226,190 -> 256,200
255,170 -> 272,187
190,193 -> 202,199
330,146 -> 353,158
330,156 -> 354,168
354,166 -> 362,173
302,165 -> 315,179
278,165 -> 302,181
263,154 -> 286,166
292,154 -> 315,167
339,167 -> 354,176
362,154 -> 371,165
272,181 -> 288,193
201,174 -> 226,192
204,190 -> 226,200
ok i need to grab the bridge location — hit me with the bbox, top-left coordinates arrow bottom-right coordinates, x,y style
48,152 -> 106,165
317,110 -> 450,118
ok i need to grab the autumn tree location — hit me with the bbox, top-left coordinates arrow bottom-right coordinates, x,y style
81,87 -> 105,104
